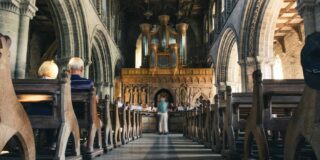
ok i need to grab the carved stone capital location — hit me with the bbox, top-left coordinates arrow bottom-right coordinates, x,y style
0,0 -> 20,14
84,59 -> 92,66
20,1 -> 37,18
56,57 -> 72,69
246,56 -> 255,65
237,59 -> 246,66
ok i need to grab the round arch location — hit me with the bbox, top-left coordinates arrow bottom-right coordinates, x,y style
153,89 -> 174,107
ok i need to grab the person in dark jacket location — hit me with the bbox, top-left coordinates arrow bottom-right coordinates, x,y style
68,57 -> 94,91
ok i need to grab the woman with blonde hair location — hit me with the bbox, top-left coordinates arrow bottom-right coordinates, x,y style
37,60 -> 59,150
38,60 -> 59,79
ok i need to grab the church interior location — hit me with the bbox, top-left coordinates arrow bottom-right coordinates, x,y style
0,0 -> 319,159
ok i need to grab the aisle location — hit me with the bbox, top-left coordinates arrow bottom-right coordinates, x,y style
95,134 -> 222,160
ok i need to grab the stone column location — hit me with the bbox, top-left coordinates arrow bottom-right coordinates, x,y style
245,56 -> 262,92
0,1 -> 22,77
109,83 -> 114,102
15,1 -> 37,78
56,57 -> 71,74
96,82 -> 104,99
102,83 -> 110,99
84,59 -> 92,78
176,23 -> 188,66
238,59 -> 246,92
297,0 -> 320,36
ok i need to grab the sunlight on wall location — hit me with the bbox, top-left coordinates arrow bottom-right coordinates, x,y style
227,43 -> 242,92
135,34 -> 142,68
273,54 -> 284,80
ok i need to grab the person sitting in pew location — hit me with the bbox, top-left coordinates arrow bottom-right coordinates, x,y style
68,57 -> 94,91
38,60 -> 59,79
24,60 -> 59,116
33,60 -> 59,150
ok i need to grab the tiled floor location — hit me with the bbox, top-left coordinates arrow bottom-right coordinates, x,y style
95,134 -> 222,160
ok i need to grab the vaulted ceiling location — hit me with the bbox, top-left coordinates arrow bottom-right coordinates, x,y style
120,0 -> 210,24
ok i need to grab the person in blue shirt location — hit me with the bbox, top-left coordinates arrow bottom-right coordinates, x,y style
158,97 -> 169,135
68,57 -> 94,91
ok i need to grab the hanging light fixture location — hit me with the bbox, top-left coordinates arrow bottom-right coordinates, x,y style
144,0 -> 153,19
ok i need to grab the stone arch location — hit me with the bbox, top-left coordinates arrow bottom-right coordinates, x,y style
48,0 -> 87,59
152,88 -> 176,105
257,0 -> 304,79
216,26 -> 240,88
191,91 -> 210,106
90,28 -> 111,83
256,0 -> 283,79
89,27 -> 113,97
239,0 -> 267,59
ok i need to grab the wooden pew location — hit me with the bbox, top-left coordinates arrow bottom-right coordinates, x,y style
126,109 -> 133,141
183,111 -> 189,137
141,111 -> 158,133
242,73 -> 304,159
184,111 -> 189,137
203,105 -> 212,148
100,95 -> 113,152
219,77 -> 304,159
198,106 -> 205,144
188,109 -> 196,141
221,86 -> 241,159
0,34 -> 36,160
14,75 -> 82,160
136,111 -> 141,138
72,88 -> 104,159
284,86 -> 320,159
131,110 -> 138,140
168,111 -> 185,133
211,95 -> 223,153
139,111 -> 143,137
110,104 -> 121,147
119,107 -> 129,144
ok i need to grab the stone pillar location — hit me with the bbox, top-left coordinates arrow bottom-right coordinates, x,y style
56,57 -> 71,76
109,83 -> 114,102
96,82 -> 104,99
238,59 -> 246,92
102,83 -> 110,99
15,1 -> 37,78
176,23 -> 188,66
297,0 -> 320,36
0,1 -> 23,77
84,59 -> 92,78
245,56 -> 261,92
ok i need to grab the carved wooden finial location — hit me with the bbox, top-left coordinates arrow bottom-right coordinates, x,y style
0,34 -> 11,59
253,69 -> 262,84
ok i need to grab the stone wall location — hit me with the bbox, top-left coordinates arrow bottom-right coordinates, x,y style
274,26 -> 305,79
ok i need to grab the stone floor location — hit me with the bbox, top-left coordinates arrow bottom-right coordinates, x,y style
95,134 -> 222,160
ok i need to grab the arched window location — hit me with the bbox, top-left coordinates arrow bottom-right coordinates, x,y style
221,0 -> 225,12
227,42 -> 242,92
135,35 -> 142,68
211,2 -> 216,32
273,55 -> 284,80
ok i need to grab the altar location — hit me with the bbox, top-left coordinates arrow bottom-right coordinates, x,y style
115,14 -> 215,108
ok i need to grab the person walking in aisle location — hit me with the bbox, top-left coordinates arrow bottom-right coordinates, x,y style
158,97 -> 169,135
